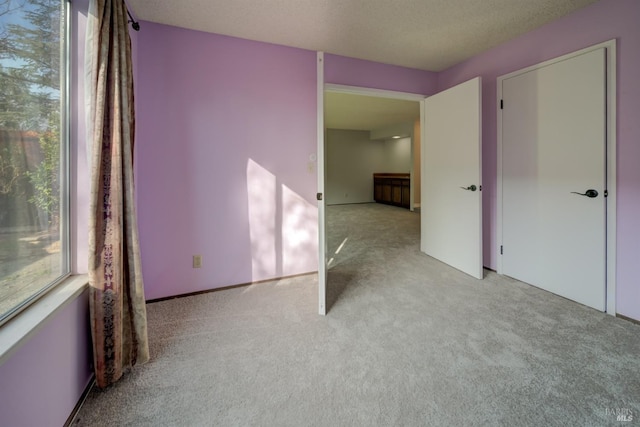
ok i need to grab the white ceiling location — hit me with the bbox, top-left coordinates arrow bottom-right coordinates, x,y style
325,92 -> 419,131
127,0 -> 598,72
126,0 -> 598,132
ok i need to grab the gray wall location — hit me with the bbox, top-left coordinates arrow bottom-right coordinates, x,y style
326,129 -> 411,205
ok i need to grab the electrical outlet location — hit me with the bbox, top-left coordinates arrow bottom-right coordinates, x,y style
193,255 -> 202,268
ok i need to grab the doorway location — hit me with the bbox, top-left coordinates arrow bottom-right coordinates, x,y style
318,77 -> 484,313
317,82 -> 424,315
324,90 -> 421,209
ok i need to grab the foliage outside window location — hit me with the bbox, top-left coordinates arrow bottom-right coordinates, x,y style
0,0 -> 68,324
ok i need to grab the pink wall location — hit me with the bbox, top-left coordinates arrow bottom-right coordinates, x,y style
325,53 -> 437,94
437,0 -> 640,320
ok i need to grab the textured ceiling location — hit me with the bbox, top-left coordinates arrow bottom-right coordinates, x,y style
127,0 -> 598,72
325,93 -> 419,131
127,0 -> 598,131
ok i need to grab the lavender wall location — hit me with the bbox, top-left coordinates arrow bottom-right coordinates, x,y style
136,25 -> 319,299
325,53 -> 437,94
0,290 -> 91,427
437,0 -> 640,320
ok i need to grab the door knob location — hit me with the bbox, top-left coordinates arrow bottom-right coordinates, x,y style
460,185 -> 477,191
571,189 -> 598,198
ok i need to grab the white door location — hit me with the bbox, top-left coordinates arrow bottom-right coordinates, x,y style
421,77 -> 483,279
501,48 -> 606,310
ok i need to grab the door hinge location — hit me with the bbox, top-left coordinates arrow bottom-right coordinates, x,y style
500,99 -> 503,110
317,193 -> 323,201
500,245 -> 503,255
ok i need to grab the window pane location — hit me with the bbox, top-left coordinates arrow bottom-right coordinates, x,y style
0,0 -> 68,323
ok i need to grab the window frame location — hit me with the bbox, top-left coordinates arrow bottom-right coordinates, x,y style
0,0 -> 72,327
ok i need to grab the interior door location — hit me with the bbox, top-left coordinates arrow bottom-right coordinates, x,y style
421,77 -> 483,279
501,48 -> 606,310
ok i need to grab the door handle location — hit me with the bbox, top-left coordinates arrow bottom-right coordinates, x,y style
460,185 -> 477,192
571,189 -> 598,198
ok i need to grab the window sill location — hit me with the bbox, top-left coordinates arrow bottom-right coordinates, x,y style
0,274 -> 89,366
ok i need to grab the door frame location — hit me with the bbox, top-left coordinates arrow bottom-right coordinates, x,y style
316,70 -> 425,315
496,39 -> 617,315
317,52 -> 326,315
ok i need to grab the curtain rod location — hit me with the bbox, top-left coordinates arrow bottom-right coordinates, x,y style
127,7 -> 140,31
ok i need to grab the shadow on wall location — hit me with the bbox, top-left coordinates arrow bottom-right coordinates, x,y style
247,159 -> 317,282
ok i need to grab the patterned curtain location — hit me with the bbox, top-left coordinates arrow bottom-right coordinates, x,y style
86,0 -> 149,388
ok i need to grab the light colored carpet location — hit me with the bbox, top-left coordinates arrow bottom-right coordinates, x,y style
74,203 -> 640,426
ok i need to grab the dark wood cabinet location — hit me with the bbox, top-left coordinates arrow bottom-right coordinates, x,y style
373,173 -> 410,209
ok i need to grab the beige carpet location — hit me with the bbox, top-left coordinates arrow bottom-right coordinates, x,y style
73,203 -> 640,426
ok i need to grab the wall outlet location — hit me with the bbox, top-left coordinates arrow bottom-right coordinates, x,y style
193,255 -> 202,268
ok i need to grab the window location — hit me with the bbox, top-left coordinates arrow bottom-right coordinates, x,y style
0,0 -> 69,325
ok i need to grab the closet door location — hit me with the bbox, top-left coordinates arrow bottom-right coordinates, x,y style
501,48 -> 606,310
